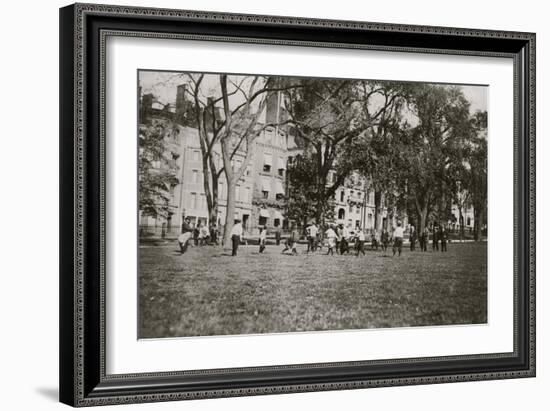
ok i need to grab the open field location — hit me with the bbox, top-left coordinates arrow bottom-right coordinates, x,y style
139,242 -> 487,338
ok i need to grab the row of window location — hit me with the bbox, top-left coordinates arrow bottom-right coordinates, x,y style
189,149 -> 288,180
187,185 -> 253,210
335,189 -> 377,205
262,152 -> 286,177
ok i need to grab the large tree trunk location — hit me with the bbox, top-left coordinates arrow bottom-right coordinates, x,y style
458,206 -> 465,242
473,205 -> 483,241
208,161 -> 220,225
419,206 -> 428,234
374,191 -> 382,231
223,177 -> 237,247
414,194 -> 429,233
209,183 -> 219,225
201,153 -> 214,223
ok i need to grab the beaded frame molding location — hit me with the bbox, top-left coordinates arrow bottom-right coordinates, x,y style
59,3 -> 535,407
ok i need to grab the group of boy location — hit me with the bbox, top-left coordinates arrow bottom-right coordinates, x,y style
178,217 -> 449,258
416,224 -> 449,252
177,217 -> 220,254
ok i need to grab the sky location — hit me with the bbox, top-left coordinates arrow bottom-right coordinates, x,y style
138,71 -> 487,115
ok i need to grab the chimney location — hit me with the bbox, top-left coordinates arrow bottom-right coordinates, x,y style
265,91 -> 279,125
175,84 -> 188,126
205,96 -> 217,131
140,93 -> 153,124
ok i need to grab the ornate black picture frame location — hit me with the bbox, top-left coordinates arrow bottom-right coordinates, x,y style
59,3 -> 535,407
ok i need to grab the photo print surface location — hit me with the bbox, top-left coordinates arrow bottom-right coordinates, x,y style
137,70 -> 488,339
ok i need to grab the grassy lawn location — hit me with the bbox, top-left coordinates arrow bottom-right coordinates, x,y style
139,241 -> 487,338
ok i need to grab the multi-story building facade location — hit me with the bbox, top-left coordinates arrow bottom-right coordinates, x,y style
331,171 -> 400,232
138,86 -> 297,237
249,126 -> 301,233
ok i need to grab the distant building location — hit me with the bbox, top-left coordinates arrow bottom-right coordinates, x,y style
450,204 -> 475,231
331,171 -> 400,232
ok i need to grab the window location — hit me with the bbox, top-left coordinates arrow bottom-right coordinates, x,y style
246,165 -> 251,176
192,170 -> 199,183
338,209 -> 345,219
189,193 -> 197,209
192,150 -> 200,161
356,205 -> 360,214
277,156 -> 286,177
340,191 -> 345,202
235,186 -> 240,202
200,193 -> 206,209
263,153 -> 272,173
245,187 -> 251,203
275,180 -> 285,200
349,204 -> 353,213
261,178 -> 270,199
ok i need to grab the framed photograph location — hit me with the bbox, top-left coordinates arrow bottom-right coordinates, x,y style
59,3 -> 535,407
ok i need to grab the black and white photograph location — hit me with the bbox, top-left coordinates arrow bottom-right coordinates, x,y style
138,70 -> 488,339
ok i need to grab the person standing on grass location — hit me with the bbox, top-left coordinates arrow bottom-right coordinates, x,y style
334,225 -> 342,254
230,219 -> 243,257
199,224 -> 210,246
432,224 -> 439,251
421,226 -> 429,251
370,229 -> 379,251
381,228 -> 389,252
409,225 -> 417,251
281,225 -> 298,254
306,222 -> 318,253
209,223 -> 218,245
177,217 -> 194,254
305,223 -> 312,253
440,226 -> 448,252
291,225 -> 299,254
325,225 -> 337,255
259,225 -> 267,254
355,227 -> 366,256
275,226 -> 281,246
340,224 -> 351,255
392,222 -> 405,257
193,222 -> 200,246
